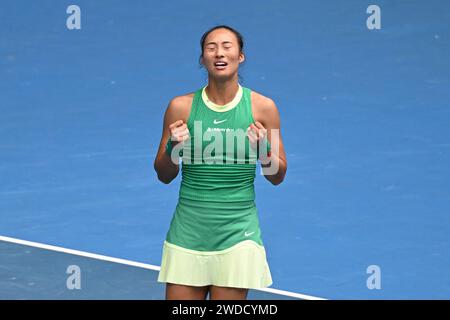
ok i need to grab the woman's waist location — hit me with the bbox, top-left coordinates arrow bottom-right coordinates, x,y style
176,196 -> 257,213
178,195 -> 255,205
179,183 -> 255,202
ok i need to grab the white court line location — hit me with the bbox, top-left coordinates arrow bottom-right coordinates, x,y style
0,235 -> 327,301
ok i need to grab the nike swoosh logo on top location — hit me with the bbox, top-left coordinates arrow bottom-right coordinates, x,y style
244,231 -> 255,237
213,119 -> 227,124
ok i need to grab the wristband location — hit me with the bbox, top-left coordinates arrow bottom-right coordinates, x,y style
165,139 -> 183,157
257,139 -> 271,158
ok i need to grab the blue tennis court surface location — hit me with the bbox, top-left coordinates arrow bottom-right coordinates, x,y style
1,0 -> 449,299
0,238 -> 301,299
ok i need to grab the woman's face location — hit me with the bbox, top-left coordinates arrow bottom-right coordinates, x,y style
201,28 -> 244,80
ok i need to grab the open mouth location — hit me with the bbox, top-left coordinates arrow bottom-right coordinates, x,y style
214,61 -> 228,70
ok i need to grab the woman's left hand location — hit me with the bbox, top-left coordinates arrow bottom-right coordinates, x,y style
247,121 -> 271,164
247,121 -> 267,146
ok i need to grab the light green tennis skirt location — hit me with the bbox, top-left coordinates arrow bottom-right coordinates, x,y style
157,239 -> 273,289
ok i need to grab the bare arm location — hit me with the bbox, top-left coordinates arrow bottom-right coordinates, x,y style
153,97 -> 190,184
255,98 -> 287,185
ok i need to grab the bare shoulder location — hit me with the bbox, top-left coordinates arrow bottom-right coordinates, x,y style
166,92 -> 195,123
250,90 -> 279,124
170,92 -> 195,106
250,90 -> 276,108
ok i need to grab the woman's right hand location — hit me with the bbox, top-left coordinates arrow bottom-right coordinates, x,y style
168,120 -> 190,147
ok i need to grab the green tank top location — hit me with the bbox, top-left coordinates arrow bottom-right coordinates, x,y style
166,85 -> 270,203
164,85 -> 270,251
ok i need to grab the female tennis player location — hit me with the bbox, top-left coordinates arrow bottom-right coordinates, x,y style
154,25 -> 287,300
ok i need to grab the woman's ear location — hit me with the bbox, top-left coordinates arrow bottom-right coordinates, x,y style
239,52 -> 245,64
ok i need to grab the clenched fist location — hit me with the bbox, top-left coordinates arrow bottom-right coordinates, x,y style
247,121 -> 271,164
168,120 -> 191,146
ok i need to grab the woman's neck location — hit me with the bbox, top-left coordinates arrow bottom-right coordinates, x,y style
205,78 -> 240,106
